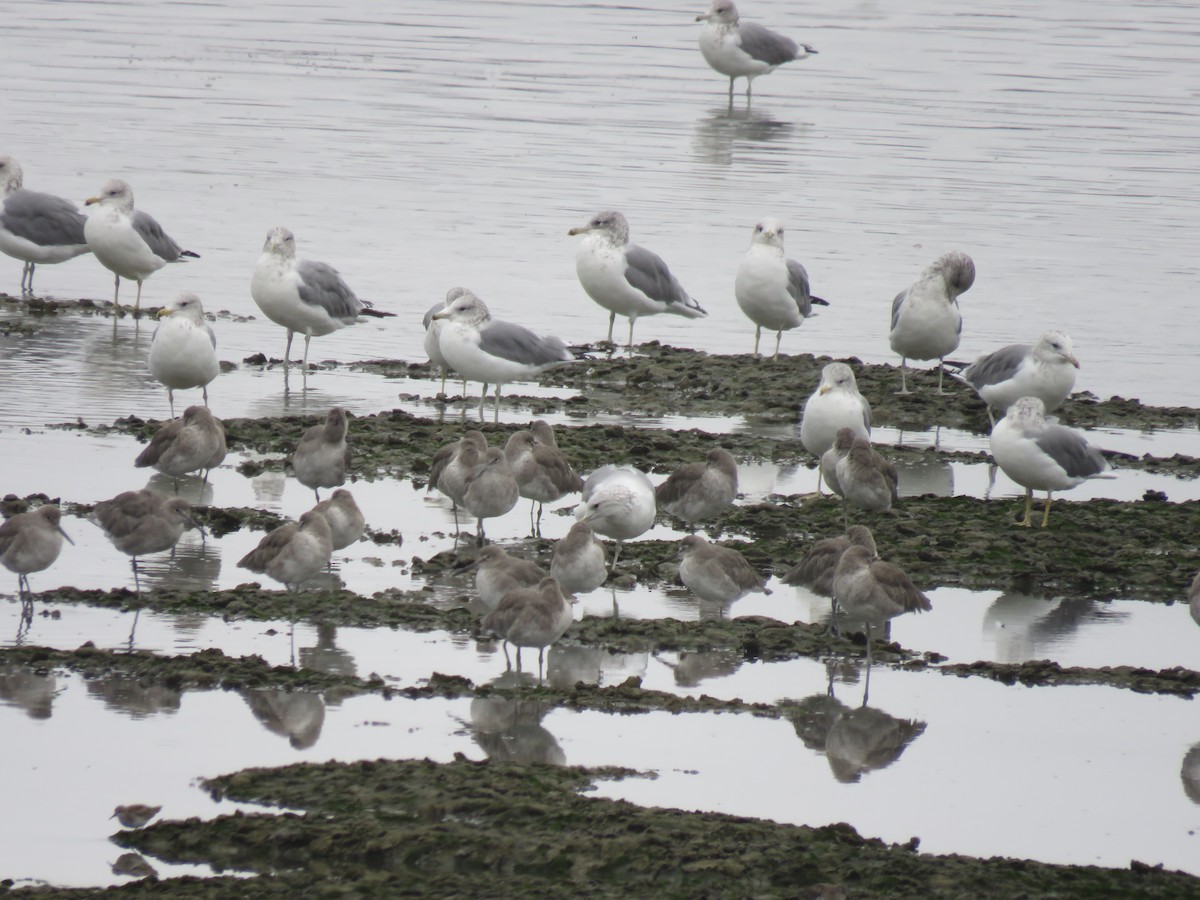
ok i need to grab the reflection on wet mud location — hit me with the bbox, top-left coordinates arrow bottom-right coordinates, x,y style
653,649 -> 743,688
110,852 -> 156,880
469,673 -> 565,765
0,662 -> 57,718
128,532 -> 222,595
86,674 -> 181,718
546,644 -> 647,689
693,105 -> 798,168
892,453 -> 954,499
298,623 -> 357,679
1182,743 -> 1200,805
982,582 -> 1127,664
242,688 -> 326,749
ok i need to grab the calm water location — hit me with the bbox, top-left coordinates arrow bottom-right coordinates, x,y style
2,0 -> 1199,889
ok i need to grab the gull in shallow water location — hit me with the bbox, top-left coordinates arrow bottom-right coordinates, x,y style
291,408 -> 350,502
238,511 -> 333,592
91,489 -> 203,591
250,226 -> 394,374
0,505 -> 73,615
888,251 -> 975,394
568,210 -> 707,350
678,535 -> 770,605
655,448 -> 738,527
0,156 -> 90,293
956,330 -> 1079,424
135,406 -> 227,486
735,218 -> 828,357
147,292 -> 219,418
695,1 -> 818,101
800,363 -> 871,492
83,179 -> 198,313
433,288 -> 576,416
989,396 -> 1110,528
575,466 -> 657,569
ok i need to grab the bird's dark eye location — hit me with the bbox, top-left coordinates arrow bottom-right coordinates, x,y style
755,224 -> 763,232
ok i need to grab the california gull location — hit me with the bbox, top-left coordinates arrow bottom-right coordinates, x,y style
989,396 -> 1110,528
574,465 -> 656,568
0,156 -> 89,293
655,447 -> 738,526
237,510 -> 333,592
292,407 -> 350,502
250,226 -> 394,373
799,363 -> 871,492
888,251 -> 975,393
423,287 -> 470,394
735,218 -> 827,357
678,534 -> 770,604
84,179 -> 198,313
148,291 -> 218,418
480,575 -> 574,678
568,210 -> 707,349
957,330 -> 1079,424
695,1 -> 818,100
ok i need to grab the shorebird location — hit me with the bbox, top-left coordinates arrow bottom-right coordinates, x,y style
575,465 -> 657,568
462,447 -> 520,544
677,535 -> 770,604
835,437 -> 899,526
83,179 -> 198,313
250,226 -> 394,374
819,426 -> 855,497
91,489 -> 203,591
237,511 -> 333,592
504,429 -> 583,530
800,363 -> 871,492
423,287 -> 469,395
0,505 -> 73,617
292,407 -> 350,502
832,544 -> 931,703
147,292 -> 219,418
134,406 -> 227,486
309,488 -> 365,552
474,545 -> 548,611
568,210 -> 706,349
695,2 -> 818,101
0,155 -> 89,293
989,396 -> 1110,528
888,251 -> 975,394
550,521 -> 608,596
480,575 -> 574,678
655,448 -> 738,527
735,218 -> 828,357
110,805 -> 162,829
956,330 -> 1079,424
782,524 -> 878,598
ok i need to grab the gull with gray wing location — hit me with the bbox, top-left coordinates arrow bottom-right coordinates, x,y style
735,218 -> 827,357
148,292 -> 219,418
695,2 -> 818,100
889,252 -> 975,393
957,330 -> 1079,424
0,156 -> 90,293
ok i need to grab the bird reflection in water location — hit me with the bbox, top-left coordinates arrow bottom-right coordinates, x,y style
1181,743 -> 1200,804
242,688 -> 326,749
693,105 -> 797,168
298,623 -> 357,679
652,649 -> 742,689
982,577 -> 1123,664
0,663 -> 58,718
546,644 -> 648,689
111,852 -> 157,880
86,675 -> 181,719
468,672 -> 565,766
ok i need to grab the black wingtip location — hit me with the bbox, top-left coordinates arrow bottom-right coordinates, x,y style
359,306 -> 396,319
181,249 -> 200,259
811,295 -> 830,306
567,344 -> 593,360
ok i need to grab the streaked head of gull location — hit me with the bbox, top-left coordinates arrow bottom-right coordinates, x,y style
567,210 -> 630,247
157,291 -> 207,323
84,179 -> 135,211
696,1 -> 739,24
1034,330 -> 1079,369
820,362 -> 859,395
749,217 -> 785,250
431,288 -> 490,326
0,156 -> 23,193
261,226 -> 297,258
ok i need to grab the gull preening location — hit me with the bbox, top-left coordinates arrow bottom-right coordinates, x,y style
83,179 -> 198,313
237,510 -> 334,592
957,330 -> 1079,424
0,156 -> 89,293
888,252 -> 975,394
575,465 -> 657,568
695,2 -> 818,101
250,226 -> 394,374
134,405 -> 227,485
147,292 -> 219,418
735,218 -> 828,357
678,535 -> 770,604
432,288 -> 576,416
800,363 -> 871,492
655,448 -> 739,526
569,210 -> 707,350
291,407 -> 350,502
989,396 -> 1110,528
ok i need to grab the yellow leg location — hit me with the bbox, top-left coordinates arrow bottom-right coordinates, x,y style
1017,488 -> 1035,527
1041,492 -> 1053,528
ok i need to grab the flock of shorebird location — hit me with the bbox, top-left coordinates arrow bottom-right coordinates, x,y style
0,2 -> 1157,681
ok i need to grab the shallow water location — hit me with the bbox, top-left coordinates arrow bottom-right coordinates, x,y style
2,0 -> 1199,889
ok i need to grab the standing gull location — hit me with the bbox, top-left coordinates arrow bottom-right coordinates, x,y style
504,429 -> 583,530
91,489 -> 202,590
147,292 -> 219,418
310,488 -> 366,552
474,545 -> 548,611
0,156 -> 89,293
568,211 -> 707,350
735,218 -> 828,357
989,396 -> 1110,528
238,511 -> 334,592
0,505 -> 73,614
678,535 -> 770,604
957,330 -> 1079,424
250,226 -> 394,373
799,363 -> 871,491
695,1 -> 818,100
480,575 -> 575,678
832,544 -> 931,702
433,288 -> 576,415
135,406 -> 227,486
292,407 -> 350,502
83,179 -> 198,313
551,521 -> 608,596
462,447 -> 520,544
655,448 -> 738,527
889,251 -> 975,394
575,465 -> 657,568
